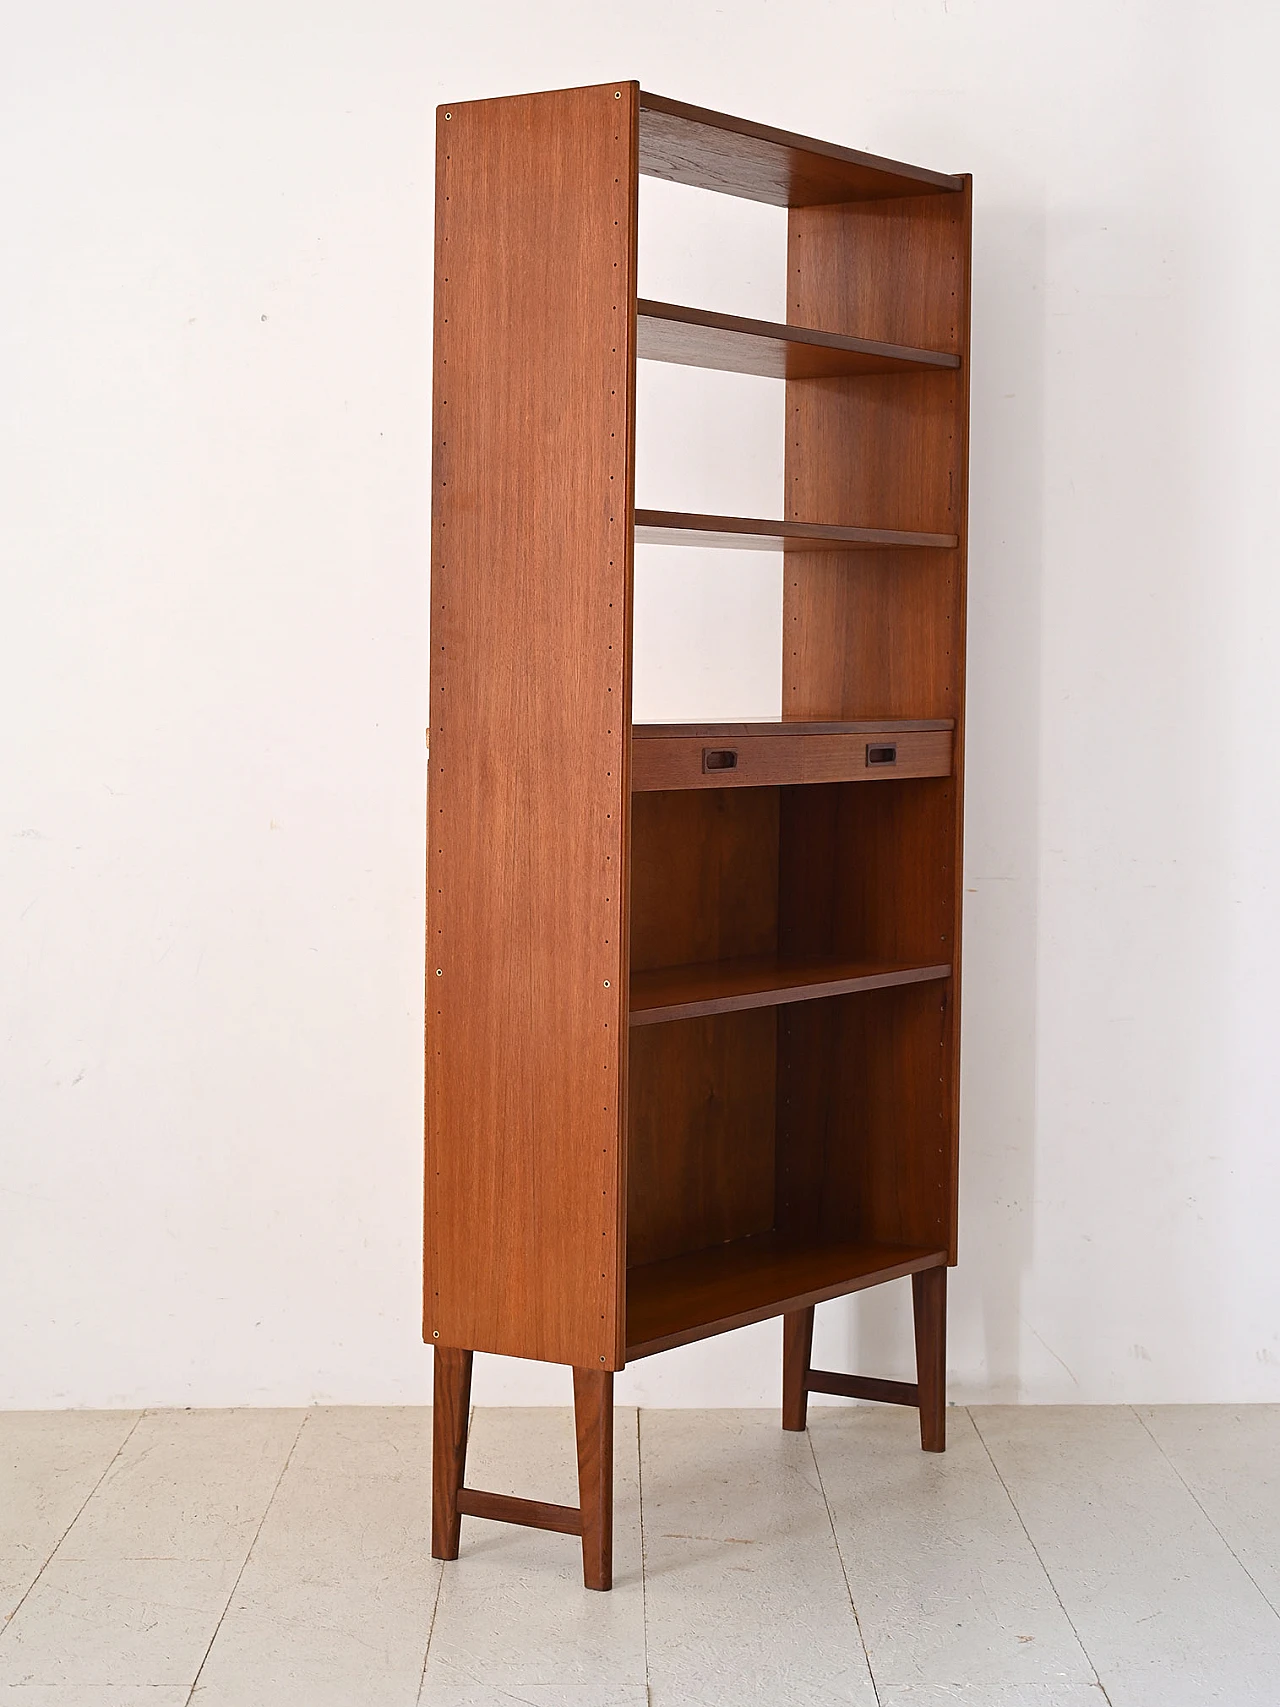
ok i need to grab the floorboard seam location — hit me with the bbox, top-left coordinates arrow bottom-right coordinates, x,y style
968,1406 -> 1114,1706
637,1408 -> 651,1705
414,1552 -> 446,1705
806,1421 -> 882,1706
0,1407 -> 144,1651
1130,1405 -> 1280,1625
182,1407 -> 309,1705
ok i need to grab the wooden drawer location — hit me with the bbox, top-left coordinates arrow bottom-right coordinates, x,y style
631,721 -> 953,791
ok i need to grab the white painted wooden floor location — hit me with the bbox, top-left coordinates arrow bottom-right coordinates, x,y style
1,1406 -> 1277,1706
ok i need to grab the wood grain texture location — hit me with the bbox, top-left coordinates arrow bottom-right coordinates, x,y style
627,1011 -> 776,1267
631,953 -> 950,1027
806,1370 -> 920,1406
782,183 -> 971,1268
626,1234 -> 945,1360
635,719 -> 952,737
776,982 -> 953,1253
782,1306 -> 814,1431
631,727 -> 952,791
573,1367 -> 614,1591
639,91 -> 963,206
637,510 -> 956,551
455,1488 -> 582,1535
425,82 -> 639,1369
638,299 -> 957,379
778,779 -> 955,967
431,1346 -> 473,1561
913,1265 -> 947,1451
629,787 -> 778,973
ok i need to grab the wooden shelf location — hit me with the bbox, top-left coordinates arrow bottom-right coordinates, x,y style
632,719 -> 953,791
635,719 -> 953,738
630,953 -> 950,1026
639,90 -> 963,208
637,299 -> 958,381
626,1232 -> 947,1359
635,510 -> 958,552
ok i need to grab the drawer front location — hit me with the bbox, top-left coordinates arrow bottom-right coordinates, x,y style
632,728 -> 953,791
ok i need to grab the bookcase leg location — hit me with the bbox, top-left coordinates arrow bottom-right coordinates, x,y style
431,1345 -> 474,1560
573,1366 -> 614,1591
782,1306 -> 815,1431
912,1266 -> 947,1452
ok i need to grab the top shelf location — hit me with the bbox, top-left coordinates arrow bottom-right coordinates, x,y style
639,90 -> 965,208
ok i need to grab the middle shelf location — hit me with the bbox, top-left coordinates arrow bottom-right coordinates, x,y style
637,297 -> 960,380
630,953 -> 951,1026
636,509 -> 958,551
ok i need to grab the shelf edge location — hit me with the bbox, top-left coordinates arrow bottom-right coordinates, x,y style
629,960 -> 952,1027
625,1245 -> 947,1361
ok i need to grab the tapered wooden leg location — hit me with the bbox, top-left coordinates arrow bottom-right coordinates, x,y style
573,1366 -> 614,1591
782,1306 -> 815,1431
912,1266 -> 947,1452
431,1345 -> 473,1559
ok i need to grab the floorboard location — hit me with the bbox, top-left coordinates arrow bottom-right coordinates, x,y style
0,1405 -> 1277,1704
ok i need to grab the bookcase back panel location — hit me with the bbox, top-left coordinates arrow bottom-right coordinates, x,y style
781,551 -> 961,723
788,190 -> 968,351
629,788 -> 779,972
779,780 -> 955,968
627,1010 -> 777,1267
425,82 -> 639,1369
781,180 -> 970,1268
776,982 -> 952,1253
788,373 -> 963,538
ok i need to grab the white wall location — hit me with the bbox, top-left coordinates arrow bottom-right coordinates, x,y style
3,1 -> 1277,1409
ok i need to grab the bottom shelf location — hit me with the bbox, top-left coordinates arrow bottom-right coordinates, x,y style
625,1232 -> 946,1360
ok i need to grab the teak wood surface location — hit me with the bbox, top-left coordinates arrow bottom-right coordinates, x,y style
782,178 -> 972,1267
636,509 -> 956,551
638,90 -> 963,206
630,725 -> 952,791
626,1235 -> 946,1359
637,299 -> 958,380
425,81 -> 638,1370
426,79 -> 970,1588
630,953 -> 951,1026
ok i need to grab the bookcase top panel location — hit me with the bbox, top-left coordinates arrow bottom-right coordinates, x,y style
639,90 -> 964,207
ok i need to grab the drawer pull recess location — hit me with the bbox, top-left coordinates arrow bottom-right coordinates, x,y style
702,748 -> 738,772
866,743 -> 898,766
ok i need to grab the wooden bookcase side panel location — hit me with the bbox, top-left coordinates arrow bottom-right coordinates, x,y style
425,82 -> 640,1369
783,183 -> 971,1266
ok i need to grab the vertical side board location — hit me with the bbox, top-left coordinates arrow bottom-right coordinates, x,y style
782,181 -> 972,1263
426,82 -> 639,1369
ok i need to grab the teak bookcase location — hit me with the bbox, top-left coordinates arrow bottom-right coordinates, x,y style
425,81 -> 971,1590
